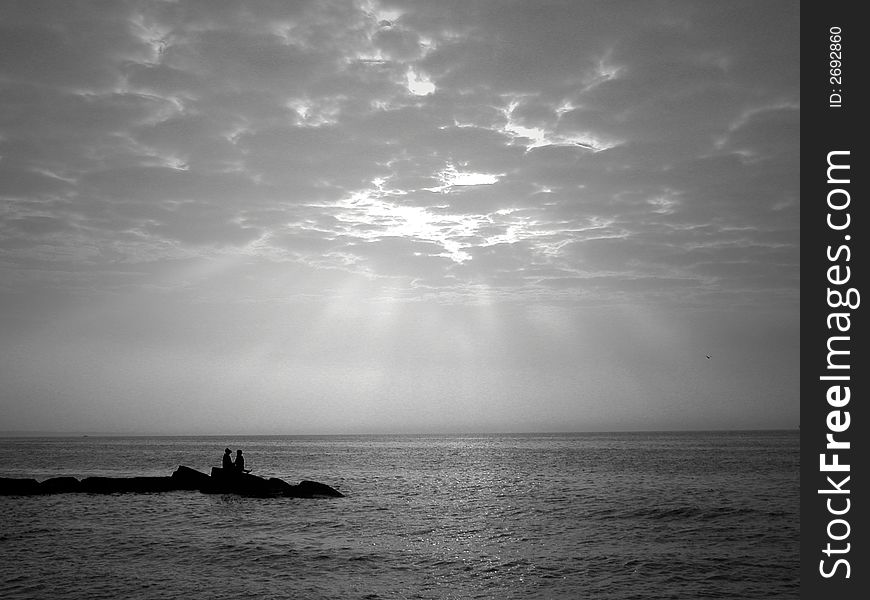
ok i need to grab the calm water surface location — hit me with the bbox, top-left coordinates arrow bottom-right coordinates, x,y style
0,431 -> 799,599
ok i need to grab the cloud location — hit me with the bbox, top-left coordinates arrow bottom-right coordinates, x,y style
0,1 -> 799,308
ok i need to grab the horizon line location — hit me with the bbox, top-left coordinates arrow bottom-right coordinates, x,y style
0,427 -> 800,439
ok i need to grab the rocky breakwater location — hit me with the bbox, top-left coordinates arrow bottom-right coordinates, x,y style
0,465 -> 344,499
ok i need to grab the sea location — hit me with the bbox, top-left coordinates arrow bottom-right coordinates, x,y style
0,431 -> 799,599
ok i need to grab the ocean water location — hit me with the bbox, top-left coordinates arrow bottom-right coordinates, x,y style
0,431 -> 799,599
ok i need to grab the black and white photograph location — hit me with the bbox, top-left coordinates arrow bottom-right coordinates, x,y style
1,1 -> 804,598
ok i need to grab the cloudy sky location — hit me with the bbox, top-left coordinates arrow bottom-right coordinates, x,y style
0,0 -> 799,435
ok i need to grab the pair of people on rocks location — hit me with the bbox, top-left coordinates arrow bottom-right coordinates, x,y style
222,448 -> 247,473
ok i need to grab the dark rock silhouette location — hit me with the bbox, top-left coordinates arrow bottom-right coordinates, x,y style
171,465 -> 212,490
0,467 -> 343,498
296,480 -> 345,498
80,476 -> 177,494
204,467 -> 344,498
40,476 -> 81,494
268,476 -> 295,495
0,477 -> 40,495
204,467 -> 280,496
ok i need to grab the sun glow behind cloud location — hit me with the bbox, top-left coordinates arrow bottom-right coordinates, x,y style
406,68 -> 436,95
329,168 -> 505,263
425,163 -> 501,192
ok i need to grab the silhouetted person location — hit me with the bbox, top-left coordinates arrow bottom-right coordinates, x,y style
222,448 -> 233,471
234,449 -> 246,473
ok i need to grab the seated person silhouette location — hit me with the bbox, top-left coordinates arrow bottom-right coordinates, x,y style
222,448 -> 233,471
234,449 -> 250,473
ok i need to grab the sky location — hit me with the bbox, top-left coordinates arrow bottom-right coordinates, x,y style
0,0 -> 800,435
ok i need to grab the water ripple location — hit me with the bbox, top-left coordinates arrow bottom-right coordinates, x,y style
0,432 -> 798,599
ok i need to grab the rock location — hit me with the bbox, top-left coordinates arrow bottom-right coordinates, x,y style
79,477 -> 115,493
238,473 -> 285,497
294,480 -> 344,498
171,465 -> 211,490
0,467 -> 343,499
268,477 -> 295,494
201,466 -> 236,494
0,477 -> 41,496
80,476 -> 175,494
204,468 -> 286,497
40,477 -> 81,494
126,477 -> 177,493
